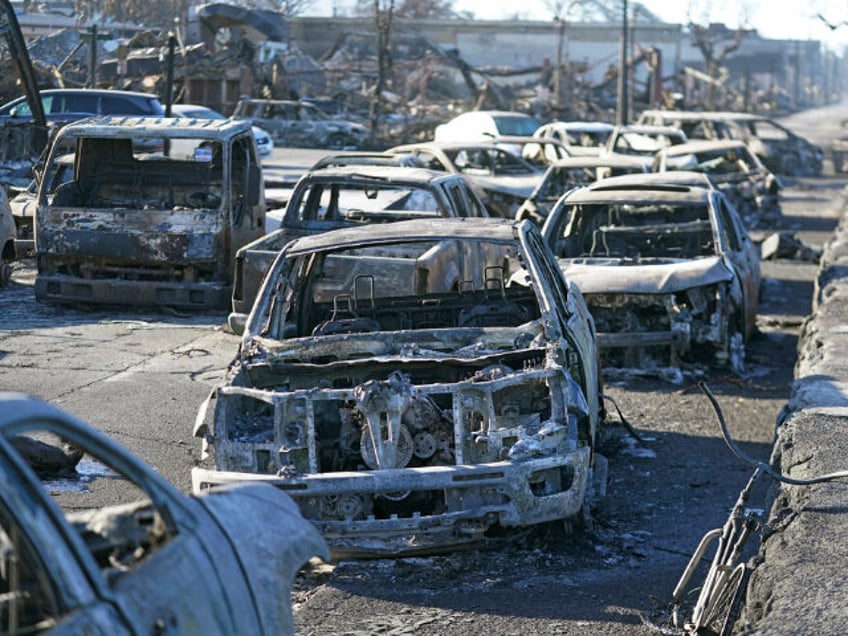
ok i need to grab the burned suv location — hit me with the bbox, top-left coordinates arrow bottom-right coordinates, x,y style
193,218 -> 606,557
542,176 -> 760,372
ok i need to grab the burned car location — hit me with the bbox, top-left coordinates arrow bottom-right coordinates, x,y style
232,97 -> 368,150
386,141 -> 544,218
0,393 -> 327,634
10,151 -> 74,257
34,116 -> 266,309
516,155 -> 647,225
542,178 -> 760,371
533,121 -> 616,157
232,164 -> 490,313
652,139 -> 782,228
637,109 -> 823,177
602,124 -> 688,168
193,218 -> 606,558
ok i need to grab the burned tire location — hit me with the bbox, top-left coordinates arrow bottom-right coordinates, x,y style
327,134 -> 347,150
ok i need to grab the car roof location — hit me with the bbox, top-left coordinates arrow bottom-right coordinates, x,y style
454,110 -> 536,118
639,109 -> 762,124
391,140 -> 530,152
591,171 -> 714,188
489,135 -> 567,145
39,88 -> 159,99
658,139 -> 751,156
285,217 -> 526,254
171,103 -> 218,113
238,98 -> 315,106
547,155 -> 646,169
297,164 -> 463,184
310,151 -> 424,169
564,179 -> 713,204
54,115 -> 251,139
612,123 -> 686,135
541,121 -> 615,131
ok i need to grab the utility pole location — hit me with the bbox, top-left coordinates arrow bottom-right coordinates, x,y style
554,17 -> 564,109
88,24 -> 98,88
617,0 -> 629,125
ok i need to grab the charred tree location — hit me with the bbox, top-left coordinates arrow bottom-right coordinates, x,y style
689,22 -> 745,110
369,0 -> 395,145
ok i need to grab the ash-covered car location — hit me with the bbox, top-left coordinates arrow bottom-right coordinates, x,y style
386,140 -> 544,218
602,124 -> 688,167
637,109 -> 823,177
194,218 -> 606,558
0,393 -> 327,634
542,178 -> 760,372
516,155 -> 647,225
652,139 -> 782,228
10,150 -> 74,256
232,97 -> 368,149
232,165 -> 490,313
533,121 -> 615,157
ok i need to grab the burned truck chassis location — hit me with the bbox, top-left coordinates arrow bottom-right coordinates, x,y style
195,342 -> 593,556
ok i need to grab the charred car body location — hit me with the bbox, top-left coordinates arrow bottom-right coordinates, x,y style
0,393 -> 327,634
232,97 -> 368,150
34,116 -> 266,309
542,178 -> 760,371
652,139 -> 782,228
533,121 -> 616,157
386,141 -> 543,218
637,109 -> 823,177
194,218 -> 606,558
232,164 -> 490,313
601,124 -> 688,168
516,155 -> 647,225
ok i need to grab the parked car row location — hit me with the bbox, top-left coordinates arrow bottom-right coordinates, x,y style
0,99 -> 788,592
192,126 -> 764,560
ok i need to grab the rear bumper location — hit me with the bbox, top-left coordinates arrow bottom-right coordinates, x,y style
35,273 -> 230,309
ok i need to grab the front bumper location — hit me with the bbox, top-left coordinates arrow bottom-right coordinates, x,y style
192,448 -> 590,558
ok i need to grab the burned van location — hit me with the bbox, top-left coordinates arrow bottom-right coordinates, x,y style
34,116 -> 266,309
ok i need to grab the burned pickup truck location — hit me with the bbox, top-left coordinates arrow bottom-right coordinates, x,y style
193,218 -> 606,557
34,116 -> 266,309
232,164 -> 489,313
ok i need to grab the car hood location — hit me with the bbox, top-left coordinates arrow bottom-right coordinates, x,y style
467,174 -> 539,197
559,255 -> 733,294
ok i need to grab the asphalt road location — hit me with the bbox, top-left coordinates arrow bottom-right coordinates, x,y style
1,112 -> 845,634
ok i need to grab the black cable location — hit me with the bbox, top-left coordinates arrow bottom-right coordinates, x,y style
699,381 -> 848,486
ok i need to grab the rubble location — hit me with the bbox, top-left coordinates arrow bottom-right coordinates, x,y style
759,232 -> 822,262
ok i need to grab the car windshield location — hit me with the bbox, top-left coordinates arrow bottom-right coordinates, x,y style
291,181 -> 446,221
448,148 -> 536,176
179,107 -> 226,120
493,115 -> 540,136
567,129 -> 611,147
561,202 -> 715,259
614,132 -> 683,156
260,238 -> 539,340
